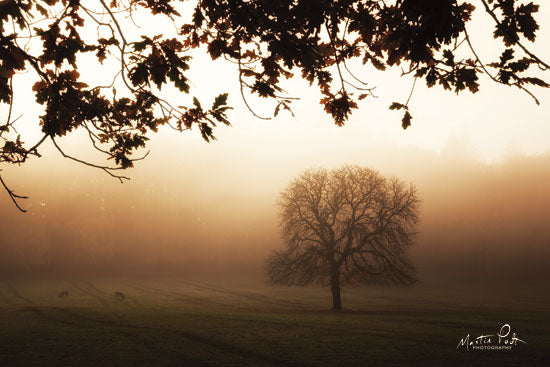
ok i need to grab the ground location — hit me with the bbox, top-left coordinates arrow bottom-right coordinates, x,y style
0,277 -> 548,366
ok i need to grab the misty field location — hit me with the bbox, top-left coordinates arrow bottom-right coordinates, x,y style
0,278 -> 548,367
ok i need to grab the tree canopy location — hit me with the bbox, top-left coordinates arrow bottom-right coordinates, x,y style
1,0 -> 549,211
266,166 -> 420,310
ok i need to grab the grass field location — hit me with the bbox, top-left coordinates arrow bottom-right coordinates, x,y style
0,277 -> 548,366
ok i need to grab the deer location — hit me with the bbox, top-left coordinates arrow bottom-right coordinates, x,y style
58,291 -> 69,298
114,291 -> 125,300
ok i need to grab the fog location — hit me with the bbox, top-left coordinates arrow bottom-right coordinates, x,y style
1,1 -> 549,286
1,136 -> 549,287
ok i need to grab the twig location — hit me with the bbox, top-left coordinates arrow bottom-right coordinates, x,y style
51,136 -> 130,183
479,0 -> 549,70
0,171 -> 28,213
237,47 -> 271,120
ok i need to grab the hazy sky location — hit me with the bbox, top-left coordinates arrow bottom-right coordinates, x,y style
1,2 -> 550,281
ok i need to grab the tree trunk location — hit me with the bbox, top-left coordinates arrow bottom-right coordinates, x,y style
330,267 -> 342,310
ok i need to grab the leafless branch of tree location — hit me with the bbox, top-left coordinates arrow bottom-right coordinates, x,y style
0,171 -> 28,213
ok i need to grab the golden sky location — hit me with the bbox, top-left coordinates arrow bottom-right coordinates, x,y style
1,2 -> 550,280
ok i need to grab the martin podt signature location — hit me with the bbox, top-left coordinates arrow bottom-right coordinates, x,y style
457,324 -> 527,351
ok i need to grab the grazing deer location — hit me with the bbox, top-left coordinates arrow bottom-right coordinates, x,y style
58,291 -> 69,298
114,291 -> 125,300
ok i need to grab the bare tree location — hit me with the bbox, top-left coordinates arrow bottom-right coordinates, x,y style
266,166 -> 421,310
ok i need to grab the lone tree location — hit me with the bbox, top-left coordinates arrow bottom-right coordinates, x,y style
1,1 -> 549,210
266,166 -> 420,310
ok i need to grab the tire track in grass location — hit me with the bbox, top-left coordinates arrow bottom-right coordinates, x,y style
4,285 -> 67,327
3,282 -> 302,365
70,281 -> 111,307
48,307 -> 159,344
52,307 -> 306,367
80,280 -> 111,296
1,283 -> 405,365
17,300 -> 302,367
5,284 -> 141,337
121,282 -> 198,304
6,284 -> 37,306
22,306 -> 105,329
185,281 -> 309,309
81,280 -> 139,306
122,281 -> 232,308
0,287 -> 247,366
16,306 -> 209,365
3,284 -> 80,330
191,281 -> 308,308
0,285 -> 18,307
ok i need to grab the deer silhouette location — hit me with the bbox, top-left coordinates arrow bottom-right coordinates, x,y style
58,291 -> 69,298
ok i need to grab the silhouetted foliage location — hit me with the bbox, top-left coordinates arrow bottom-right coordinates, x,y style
266,166 -> 420,310
1,1 -> 549,210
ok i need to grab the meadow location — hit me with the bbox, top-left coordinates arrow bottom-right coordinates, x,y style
0,277 -> 548,366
